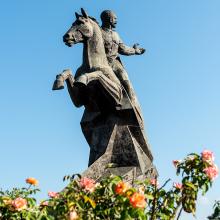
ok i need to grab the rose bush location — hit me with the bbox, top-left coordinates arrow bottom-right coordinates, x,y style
0,186 -> 40,219
0,150 -> 218,220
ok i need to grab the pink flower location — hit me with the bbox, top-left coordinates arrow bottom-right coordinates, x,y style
173,182 -> 183,190
11,198 -> 27,211
40,201 -> 49,206
48,191 -> 59,198
79,177 -> 95,192
173,160 -> 181,168
203,164 -> 219,181
69,210 -> 79,220
202,150 -> 214,164
150,178 -> 159,187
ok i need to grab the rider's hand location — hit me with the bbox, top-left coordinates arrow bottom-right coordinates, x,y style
133,43 -> 146,55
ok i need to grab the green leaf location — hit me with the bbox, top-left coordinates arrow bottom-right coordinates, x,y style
184,182 -> 197,191
145,194 -> 154,200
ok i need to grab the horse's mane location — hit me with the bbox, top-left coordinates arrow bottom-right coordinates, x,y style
89,16 -> 100,26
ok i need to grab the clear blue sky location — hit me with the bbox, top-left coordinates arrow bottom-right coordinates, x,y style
0,1 -> 220,219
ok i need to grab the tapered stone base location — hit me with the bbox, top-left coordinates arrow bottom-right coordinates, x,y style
82,123 -> 157,183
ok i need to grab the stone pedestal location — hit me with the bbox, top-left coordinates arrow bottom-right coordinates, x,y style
82,114 -> 157,182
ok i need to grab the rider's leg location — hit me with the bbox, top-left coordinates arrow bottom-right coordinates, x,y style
111,61 -> 135,102
111,61 -> 144,122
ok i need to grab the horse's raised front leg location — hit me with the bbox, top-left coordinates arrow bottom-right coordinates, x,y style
52,69 -> 83,108
52,69 -> 73,90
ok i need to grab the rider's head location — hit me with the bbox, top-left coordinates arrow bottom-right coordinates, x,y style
101,10 -> 117,28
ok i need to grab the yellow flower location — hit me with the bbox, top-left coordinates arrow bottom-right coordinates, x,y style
2,197 -> 12,205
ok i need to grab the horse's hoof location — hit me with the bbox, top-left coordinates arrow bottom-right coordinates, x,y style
52,78 -> 64,90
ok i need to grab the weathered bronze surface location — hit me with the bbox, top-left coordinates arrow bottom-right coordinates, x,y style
53,8 -> 157,182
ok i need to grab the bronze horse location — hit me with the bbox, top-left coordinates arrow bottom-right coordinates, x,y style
52,9 -> 154,175
54,9 -> 124,111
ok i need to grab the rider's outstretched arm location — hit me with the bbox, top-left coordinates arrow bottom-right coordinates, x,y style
118,42 -> 146,56
118,42 -> 136,55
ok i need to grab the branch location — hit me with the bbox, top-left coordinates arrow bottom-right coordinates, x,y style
171,198 -> 182,219
150,178 -> 162,220
177,207 -> 183,220
158,179 -> 171,191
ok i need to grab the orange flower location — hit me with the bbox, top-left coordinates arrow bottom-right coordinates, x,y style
114,181 -> 129,195
11,198 -> 27,211
26,177 -> 39,186
129,192 -> 146,209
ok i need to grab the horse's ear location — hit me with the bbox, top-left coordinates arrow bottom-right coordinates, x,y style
81,8 -> 88,18
75,12 -> 80,19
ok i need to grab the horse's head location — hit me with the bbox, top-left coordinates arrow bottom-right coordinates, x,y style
63,8 -> 94,47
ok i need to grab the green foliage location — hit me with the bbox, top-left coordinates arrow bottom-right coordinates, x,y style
208,201 -> 220,220
0,150 -> 218,220
0,187 -> 40,219
176,153 -> 215,214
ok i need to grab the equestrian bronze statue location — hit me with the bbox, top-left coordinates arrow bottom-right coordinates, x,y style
53,8 -> 157,182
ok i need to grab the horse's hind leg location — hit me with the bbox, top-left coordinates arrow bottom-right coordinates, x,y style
75,71 -> 122,107
66,76 -> 85,108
